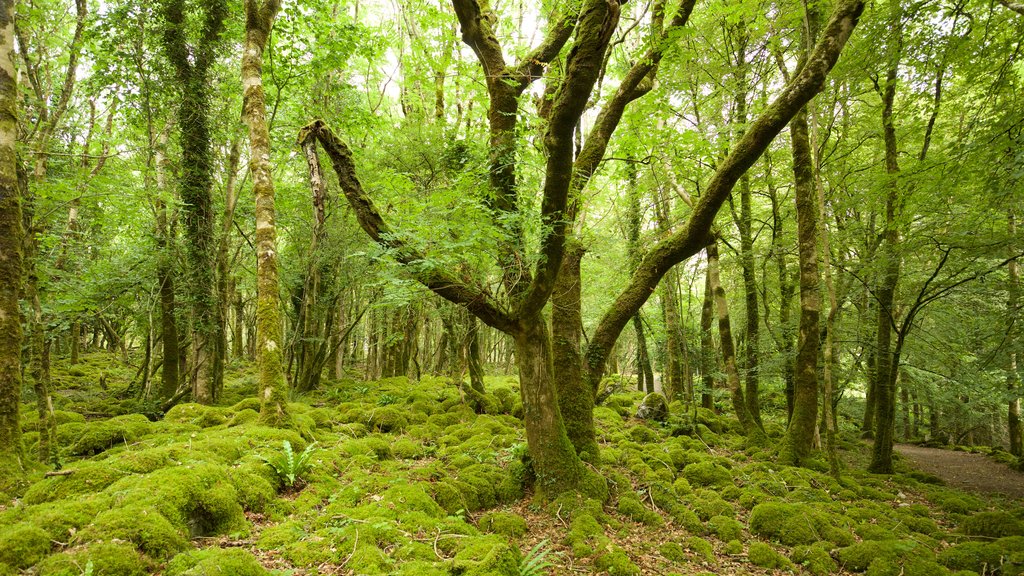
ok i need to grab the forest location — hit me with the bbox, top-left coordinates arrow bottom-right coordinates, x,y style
0,0 -> 1023,574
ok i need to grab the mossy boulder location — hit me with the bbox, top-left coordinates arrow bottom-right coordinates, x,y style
748,541 -> 792,570
478,511 -> 527,538
79,505 -> 188,559
682,461 -> 733,488
836,540 -> 932,572
595,547 -> 641,575
451,535 -> 519,576
708,515 -> 743,541
69,413 -> 152,456
367,407 -> 409,432
685,536 -> 715,564
617,494 -> 663,526
565,512 -> 609,557
792,543 -> 839,575
959,511 -> 1024,539
938,541 -> 1004,573
166,548 -> 269,576
635,393 -> 669,422
749,501 -> 852,546
660,542 -> 688,562
36,542 -> 150,576
0,523 -> 51,569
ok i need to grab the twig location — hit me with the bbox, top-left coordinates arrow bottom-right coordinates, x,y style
341,528 -> 359,567
45,470 -> 74,477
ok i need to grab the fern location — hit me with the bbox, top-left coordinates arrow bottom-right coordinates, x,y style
260,440 -> 317,487
519,539 -> 556,576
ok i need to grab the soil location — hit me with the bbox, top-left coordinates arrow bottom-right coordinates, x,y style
895,443 -> 1024,500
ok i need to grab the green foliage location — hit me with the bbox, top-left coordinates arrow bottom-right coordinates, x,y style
260,440 -> 317,488
518,539 -> 556,576
165,548 -> 269,576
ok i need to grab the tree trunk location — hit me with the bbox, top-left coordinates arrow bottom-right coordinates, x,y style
700,270 -> 716,410
0,0 -> 25,475
160,0 -> 227,405
155,135 -> 180,401
769,184 -> 796,421
243,0 -> 287,426
780,94 -> 821,466
552,243 -> 598,460
708,242 -> 764,442
868,46 -> 902,474
514,314 -> 586,498
1008,210 -> 1022,456
215,139 -> 241,399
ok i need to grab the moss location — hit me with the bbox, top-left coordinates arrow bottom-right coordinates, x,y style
392,437 -> 427,459
17,498 -> 104,542
866,556 -> 950,576
685,536 -> 715,563
594,548 -> 641,575
672,476 -> 693,496
792,543 -> 839,575
227,408 -> 259,427
69,414 -> 152,456
682,461 -> 733,488
748,541 -> 792,569
959,511 -> 1024,539
339,436 -> 392,460
79,505 -> 188,559
629,425 -> 659,443
708,515 -> 743,541
37,541 -> 150,576
366,406 -> 409,433
451,535 -> 519,576
380,484 -> 444,518
566,513 -> 607,557
749,501 -> 852,546
478,511 -> 527,538
660,542 -> 687,562
856,523 -> 898,541
938,541 -> 1005,573
0,523 -> 51,569
617,494 -> 663,526
689,491 -> 735,521
165,548 -> 269,575
836,540 -> 932,572
724,539 -> 744,555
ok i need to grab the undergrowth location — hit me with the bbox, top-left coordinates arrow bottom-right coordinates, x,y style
2,351 -> 1023,575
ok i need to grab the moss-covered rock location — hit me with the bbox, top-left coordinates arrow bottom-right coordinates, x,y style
565,513 -> 608,557
79,505 -> 188,559
68,414 -> 153,456
748,541 -> 792,569
166,548 -> 269,576
36,542 -> 150,576
708,515 -> 743,541
0,523 -> 51,569
682,461 -> 733,488
938,541 -> 1005,573
617,494 -> 663,526
366,407 -> 409,433
792,543 -> 839,575
478,511 -> 527,538
749,501 -> 852,546
451,535 -> 519,576
594,547 -> 641,575
959,511 -> 1024,539
836,540 -> 932,572
685,536 -> 715,564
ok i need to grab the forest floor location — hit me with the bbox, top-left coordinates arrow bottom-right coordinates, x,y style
895,443 -> 1024,500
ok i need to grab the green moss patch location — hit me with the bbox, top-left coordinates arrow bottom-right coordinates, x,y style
749,501 -> 853,546
166,547 -> 269,576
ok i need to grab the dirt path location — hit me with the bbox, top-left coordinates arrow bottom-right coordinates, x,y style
895,444 -> 1024,500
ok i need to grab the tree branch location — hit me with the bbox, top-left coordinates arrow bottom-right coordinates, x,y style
584,0 -> 866,382
301,120 -> 517,334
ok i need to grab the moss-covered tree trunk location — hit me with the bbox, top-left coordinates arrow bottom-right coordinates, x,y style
242,0 -> 287,426
0,0 -> 25,478
869,52 -> 902,474
780,104 -> 820,465
160,0 -> 227,405
1007,210 -> 1021,456
514,314 -> 585,497
699,270 -> 716,409
779,4 -> 822,466
552,243 -> 598,460
154,133 -> 180,402
708,241 -> 764,443
215,139 -> 241,399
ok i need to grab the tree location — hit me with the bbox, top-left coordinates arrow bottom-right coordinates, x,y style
159,0 -> 228,405
0,0 -> 25,478
243,0 -> 287,425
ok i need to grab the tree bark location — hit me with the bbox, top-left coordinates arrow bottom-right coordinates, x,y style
708,241 -> 764,442
155,132 -> 180,401
1008,210 -> 1022,456
242,0 -> 287,426
700,270 -> 716,409
0,0 -> 25,477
